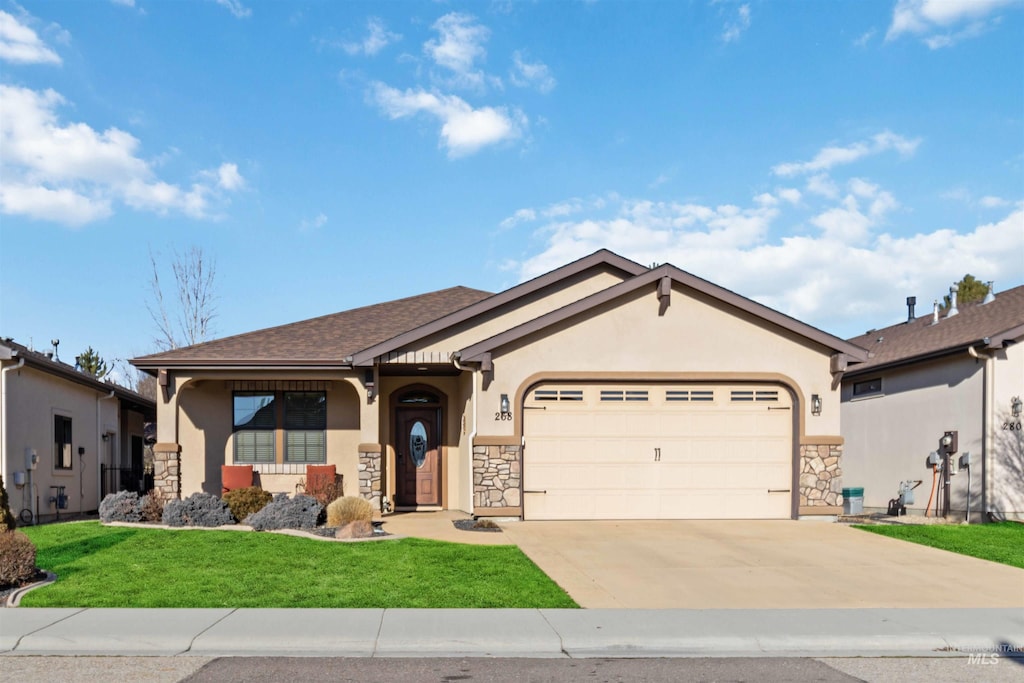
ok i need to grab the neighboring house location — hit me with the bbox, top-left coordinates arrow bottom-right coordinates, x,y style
1,339 -> 157,524
841,286 -> 1024,521
131,250 -> 868,520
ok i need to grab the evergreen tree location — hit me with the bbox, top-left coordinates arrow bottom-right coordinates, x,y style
0,474 -> 16,531
76,346 -> 109,379
942,275 -> 990,309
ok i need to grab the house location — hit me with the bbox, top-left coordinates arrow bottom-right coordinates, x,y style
1,339 -> 157,524
841,286 -> 1024,521
130,250 -> 868,520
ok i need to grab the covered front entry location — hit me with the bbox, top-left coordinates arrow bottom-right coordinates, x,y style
522,382 -> 795,520
393,391 -> 443,507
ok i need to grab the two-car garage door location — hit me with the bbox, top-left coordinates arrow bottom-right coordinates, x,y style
522,383 -> 794,520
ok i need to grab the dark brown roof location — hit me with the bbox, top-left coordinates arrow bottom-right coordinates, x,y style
131,286 -> 493,368
844,285 -> 1024,376
1,339 -> 155,413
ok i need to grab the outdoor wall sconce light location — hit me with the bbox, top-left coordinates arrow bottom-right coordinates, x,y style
364,369 -> 375,401
811,394 -> 822,416
1013,396 -> 1022,418
500,393 -> 510,414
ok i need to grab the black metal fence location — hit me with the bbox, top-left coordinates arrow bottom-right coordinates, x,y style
101,464 -> 152,498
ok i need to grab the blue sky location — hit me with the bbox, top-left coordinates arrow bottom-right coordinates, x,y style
1,0 -> 1022,385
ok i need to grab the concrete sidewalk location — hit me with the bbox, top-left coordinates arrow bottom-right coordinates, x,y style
2,608 -> 1021,658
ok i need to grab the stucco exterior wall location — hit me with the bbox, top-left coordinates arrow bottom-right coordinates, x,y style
393,269 -> 631,360
989,342 -> 1023,518
473,284 -> 839,439
0,363 -> 120,521
841,354 -> 984,515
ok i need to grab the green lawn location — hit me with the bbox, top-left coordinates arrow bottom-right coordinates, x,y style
18,522 -> 578,608
853,522 -> 1024,569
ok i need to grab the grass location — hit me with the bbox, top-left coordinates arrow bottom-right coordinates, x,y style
17,522 -> 578,609
853,522 -> 1024,569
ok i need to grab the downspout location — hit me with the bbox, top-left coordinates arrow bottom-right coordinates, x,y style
967,346 -> 992,520
452,353 -> 477,516
2,357 -> 26,512
97,390 -> 116,507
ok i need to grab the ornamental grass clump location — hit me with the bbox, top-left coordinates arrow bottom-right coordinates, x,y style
326,496 -> 373,527
223,486 -> 273,523
99,491 -> 143,523
162,492 -> 234,528
245,494 -> 322,531
0,530 -> 37,587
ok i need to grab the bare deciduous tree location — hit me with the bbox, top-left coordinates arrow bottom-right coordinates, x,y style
147,246 -> 218,351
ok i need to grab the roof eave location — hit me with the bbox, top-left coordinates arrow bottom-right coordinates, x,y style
7,349 -> 155,408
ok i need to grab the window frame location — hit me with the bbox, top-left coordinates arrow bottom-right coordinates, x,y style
852,378 -> 883,399
54,414 -> 73,471
231,390 -> 327,465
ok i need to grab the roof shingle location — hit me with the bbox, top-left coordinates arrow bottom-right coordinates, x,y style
131,286 -> 493,366
845,285 -> 1024,375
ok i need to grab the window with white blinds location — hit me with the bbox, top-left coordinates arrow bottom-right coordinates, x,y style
233,391 -> 326,464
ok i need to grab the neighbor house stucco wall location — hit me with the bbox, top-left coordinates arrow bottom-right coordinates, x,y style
0,363 -> 119,520
988,342 -> 1023,518
841,354 -> 984,515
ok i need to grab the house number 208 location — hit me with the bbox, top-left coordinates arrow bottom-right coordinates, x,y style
494,411 -> 513,421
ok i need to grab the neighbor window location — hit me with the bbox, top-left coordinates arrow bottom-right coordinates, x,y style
852,378 -> 883,398
232,391 -> 326,464
54,414 -> 73,470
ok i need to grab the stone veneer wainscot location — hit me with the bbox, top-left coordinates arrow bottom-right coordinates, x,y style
473,444 -> 521,509
799,443 -> 843,507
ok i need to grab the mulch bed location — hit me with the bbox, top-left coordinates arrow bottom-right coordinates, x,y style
0,569 -> 48,608
452,519 -> 503,533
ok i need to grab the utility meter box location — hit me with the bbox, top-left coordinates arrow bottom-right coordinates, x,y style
24,448 -> 38,470
959,452 -> 971,469
926,451 -> 940,466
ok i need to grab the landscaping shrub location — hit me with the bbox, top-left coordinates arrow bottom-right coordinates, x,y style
0,474 -> 16,531
0,531 -> 37,586
162,492 -> 234,528
306,479 -> 345,506
139,491 -> 166,523
326,496 -> 373,527
99,491 -> 142,523
223,486 -> 273,523
245,494 -> 322,531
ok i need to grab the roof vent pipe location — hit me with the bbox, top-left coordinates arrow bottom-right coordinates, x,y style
946,287 -> 959,317
932,300 -> 940,325
982,281 -> 995,305
906,296 -> 916,322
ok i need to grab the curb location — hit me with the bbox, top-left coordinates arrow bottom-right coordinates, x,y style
5,571 -> 57,608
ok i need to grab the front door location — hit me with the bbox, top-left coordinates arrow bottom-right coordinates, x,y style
395,407 -> 441,506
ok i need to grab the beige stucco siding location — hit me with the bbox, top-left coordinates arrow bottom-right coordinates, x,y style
474,284 -> 838,439
0,364 -> 119,519
392,268 -> 631,361
841,355 -> 984,514
989,342 -> 1023,518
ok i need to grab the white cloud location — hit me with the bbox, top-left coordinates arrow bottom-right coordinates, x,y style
0,9 -> 61,64
424,13 -> 493,90
777,187 -> 802,204
886,0 -> 1013,47
510,51 -> 556,93
979,195 -> 1009,208
0,84 -> 244,226
806,174 -> 840,199
111,0 -> 135,6
213,0 -> 251,19
500,208 -> 537,229
854,29 -> 876,47
299,212 -> 328,231
509,192 -> 1024,338
772,130 -> 921,176
369,82 -> 525,157
721,4 -> 751,43
215,162 -> 245,191
343,17 -> 401,56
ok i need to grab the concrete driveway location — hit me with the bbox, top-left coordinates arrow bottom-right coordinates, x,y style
498,520 -> 1024,609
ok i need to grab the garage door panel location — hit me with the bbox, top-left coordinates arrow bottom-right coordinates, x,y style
523,382 -> 794,520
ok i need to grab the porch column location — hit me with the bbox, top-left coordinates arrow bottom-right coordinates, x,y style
152,442 -> 181,499
358,443 -> 382,512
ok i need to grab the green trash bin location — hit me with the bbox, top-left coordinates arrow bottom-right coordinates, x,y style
842,487 -> 864,515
